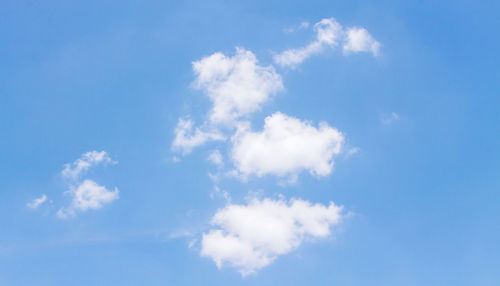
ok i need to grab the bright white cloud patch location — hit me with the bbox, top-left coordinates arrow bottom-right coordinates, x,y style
231,112 -> 344,179
27,194 -> 47,209
343,27 -> 381,56
201,197 -> 343,275
274,18 -> 381,68
172,119 -> 225,154
192,47 -> 283,124
57,179 -> 119,219
274,18 -> 343,68
61,150 -> 115,180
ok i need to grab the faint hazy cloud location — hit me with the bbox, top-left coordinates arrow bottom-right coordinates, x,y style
27,194 -> 47,209
381,112 -> 399,125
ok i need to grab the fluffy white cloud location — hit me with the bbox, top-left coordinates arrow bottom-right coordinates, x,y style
61,150 -> 115,180
27,194 -> 47,209
172,119 -> 225,154
231,112 -> 344,179
57,179 -> 119,219
193,47 -> 283,124
274,18 -> 343,68
201,197 -> 344,275
343,27 -> 381,56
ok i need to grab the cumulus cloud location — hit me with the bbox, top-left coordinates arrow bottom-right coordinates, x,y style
192,47 -> 283,124
201,197 -> 344,275
274,18 -> 381,68
172,119 -> 225,154
231,112 -> 344,179
27,194 -> 47,209
274,18 -> 343,68
57,179 -> 119,219
343,27 -> 381,56
61,150 -> 115,180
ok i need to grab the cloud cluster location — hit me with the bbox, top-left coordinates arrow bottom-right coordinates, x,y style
171,17 -> 380,274
201,197 -> 344,275
274,18 -> 380,68
231,112 -> 344,179
27,151 -> 119,218
57,151 -> 119,219
172,48 -> 283,153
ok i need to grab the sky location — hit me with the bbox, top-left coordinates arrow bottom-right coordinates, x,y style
1,0 -> 499,285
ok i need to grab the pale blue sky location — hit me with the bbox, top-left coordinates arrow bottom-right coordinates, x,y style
1,0 -> 499,285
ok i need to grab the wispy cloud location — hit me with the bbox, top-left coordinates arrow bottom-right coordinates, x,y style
274,17 -> 381,68
61,150 -> 115,180
27,194 -> 48,209
381,112 -> 399,125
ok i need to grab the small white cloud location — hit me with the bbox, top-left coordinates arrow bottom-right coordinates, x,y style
57,179 -> 119,219
274,18 -> 381,68
201,197 -> 344,275
193,47 -> 283,124
207,150 -> 224,167
27,194 -> 47,209
343,27 -> 381,56
172,119 -> 225,154
61,151 -> 115,180
231,112 -> 344,179
274,18 -> 343,68
284,21 -> 310,34
381,112 -> 399,125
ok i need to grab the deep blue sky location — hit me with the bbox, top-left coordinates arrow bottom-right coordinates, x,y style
1,0 -> 499,285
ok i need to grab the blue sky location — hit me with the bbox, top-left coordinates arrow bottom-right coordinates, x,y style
1,0 -> 500,285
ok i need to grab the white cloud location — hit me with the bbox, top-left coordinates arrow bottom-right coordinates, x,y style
381,112 -> 399,125
274,18 -> 381,68
231,112 -> 344,179
192,47 -> 283,124
283,21 -> 310,34
172,119 -> 225,154
57,179 -> 119,219
201,197 -> 344,275
343,27 -> 381,56
274,18 -> 343,68
207,150 -> 224,166
27,194 -> 47,209
61,150 -> 115,180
